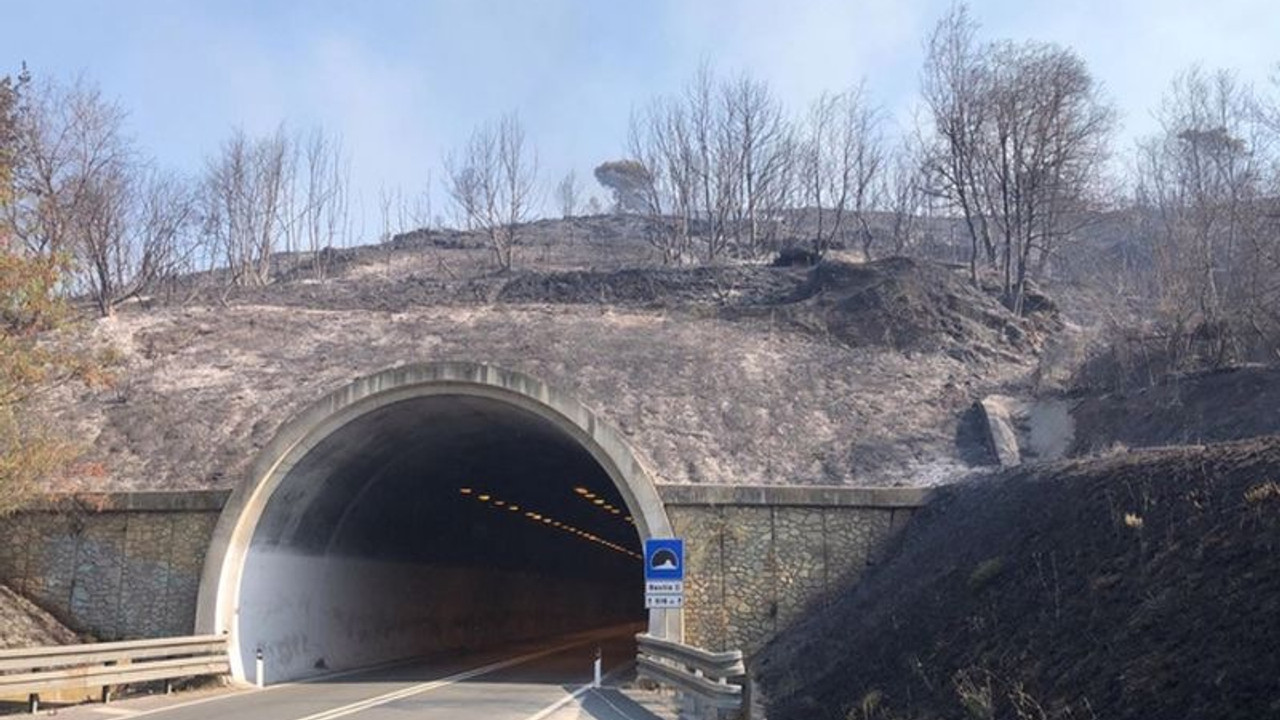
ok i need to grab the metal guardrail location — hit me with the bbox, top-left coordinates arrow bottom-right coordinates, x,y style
635,633 -> 745,715
0,634 -> 229,713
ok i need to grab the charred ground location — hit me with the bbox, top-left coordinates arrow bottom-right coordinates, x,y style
757,435 -> 1280,720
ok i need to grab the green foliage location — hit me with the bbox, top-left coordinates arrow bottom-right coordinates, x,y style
0,245 -> 104,515
0,68 -> 105,515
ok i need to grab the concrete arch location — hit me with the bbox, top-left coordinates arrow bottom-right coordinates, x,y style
195,362 -> 678,680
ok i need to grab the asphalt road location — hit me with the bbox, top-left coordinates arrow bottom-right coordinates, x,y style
46,625 -> 662,720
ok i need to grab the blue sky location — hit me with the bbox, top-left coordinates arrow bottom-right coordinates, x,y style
7,1 -> 1278,233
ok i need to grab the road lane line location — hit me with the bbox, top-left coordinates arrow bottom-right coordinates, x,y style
114,653 -> 425,720
522,663 -> 634,720
292,628 -> 626,720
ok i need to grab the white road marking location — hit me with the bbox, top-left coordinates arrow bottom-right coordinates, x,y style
88,707 -> 139,716
107,658 -> 405,720
291,629 -> 625,720
522,663 -> 634,720
522,682 -> 594,720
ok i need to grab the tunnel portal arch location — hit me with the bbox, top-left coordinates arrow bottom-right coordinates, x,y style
195,362 -> 678,681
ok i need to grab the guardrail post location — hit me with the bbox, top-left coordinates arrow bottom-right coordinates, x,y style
102,657 -> 116,703
678,691 -> 698,720
742,670 -> 759,720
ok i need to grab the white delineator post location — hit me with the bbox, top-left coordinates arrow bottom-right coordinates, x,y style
255,648 -> 265,688
593,647 -> 602,688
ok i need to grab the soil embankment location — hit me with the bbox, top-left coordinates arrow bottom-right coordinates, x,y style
0,583 -> 78,649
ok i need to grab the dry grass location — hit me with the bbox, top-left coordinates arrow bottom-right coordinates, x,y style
38,239 -> 1050,493
40,299 -> 1029,492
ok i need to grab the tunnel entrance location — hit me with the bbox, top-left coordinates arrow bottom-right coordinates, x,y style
196,364 -> 677,683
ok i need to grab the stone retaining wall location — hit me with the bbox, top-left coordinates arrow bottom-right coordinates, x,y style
0,486 -> 929,655
0,492 -> 228,640
660,485 -> 929,654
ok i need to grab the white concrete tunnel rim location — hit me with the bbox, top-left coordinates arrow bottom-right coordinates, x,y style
193,361 -> 679,683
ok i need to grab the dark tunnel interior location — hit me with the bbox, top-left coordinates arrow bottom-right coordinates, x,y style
236,395 -> 645,681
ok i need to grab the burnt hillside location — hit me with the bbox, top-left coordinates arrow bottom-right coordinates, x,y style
758,435 -> 1280,720
42,243 -> 1054,493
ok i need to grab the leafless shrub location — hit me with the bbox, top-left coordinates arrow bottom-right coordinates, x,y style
6,76 -> 205,315
920,4 -> 1117,313
444,112 -> 537,271
1132,67 -> 1280,372
200,126 -> 288,288
798,85 -> 884,260
555,170 -> 579,219
298,128 -> 352,280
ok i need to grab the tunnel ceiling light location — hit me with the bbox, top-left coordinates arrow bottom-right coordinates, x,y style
461,488 -> 642,560
570,487 -> 635,528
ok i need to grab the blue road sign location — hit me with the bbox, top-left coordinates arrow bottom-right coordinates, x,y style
644,538 -> 684,581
